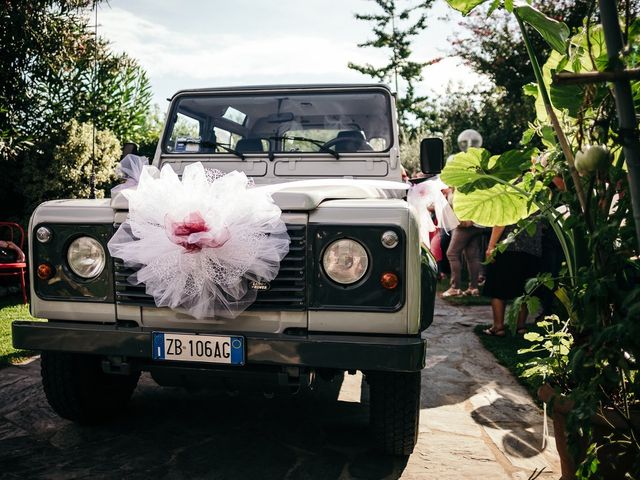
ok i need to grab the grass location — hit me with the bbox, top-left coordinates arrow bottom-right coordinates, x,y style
0,296 -> 44,367
436,278 -> 492,306
474,323 -> 545,401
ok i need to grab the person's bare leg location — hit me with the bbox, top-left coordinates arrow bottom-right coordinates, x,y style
464,234 -> 482,290
486,298 -> 506,335
446,228 -> 464,290
517,304 -> 528,332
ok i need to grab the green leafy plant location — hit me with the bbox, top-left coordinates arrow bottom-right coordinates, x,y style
518,315 -> 574,390
444,1 -> 640,478
136,104 -> 165,158
0,1 -> 153,224
449,3 -> 594,156
22,119 -> 121,208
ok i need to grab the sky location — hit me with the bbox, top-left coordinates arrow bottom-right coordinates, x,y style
97,0 -> 488,107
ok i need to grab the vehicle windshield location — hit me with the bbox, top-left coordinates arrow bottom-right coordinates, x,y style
163,90 -> 393,155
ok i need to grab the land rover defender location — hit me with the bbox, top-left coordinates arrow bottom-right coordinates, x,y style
13,84 -> 442,455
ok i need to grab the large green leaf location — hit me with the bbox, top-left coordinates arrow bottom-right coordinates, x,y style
527,49 -> 565,123
544,25 -> 609,118
442,147 -> 540,225
550,83 -> 583,117
571,25 -> 607,72
514,4 -> 569,54
529,25 -> 610,121
453,181 -> 540,226
440,147 -> 491,188
446,0 -> 489,15
441,147 -> 532,193
489,149 -> 535,179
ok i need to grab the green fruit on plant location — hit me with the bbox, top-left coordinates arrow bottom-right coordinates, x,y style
574,145 -> 610,175
574,149 -> 589,175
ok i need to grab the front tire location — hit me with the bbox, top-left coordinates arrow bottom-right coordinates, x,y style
368,371 -> 421,456
41,352 -> 140,423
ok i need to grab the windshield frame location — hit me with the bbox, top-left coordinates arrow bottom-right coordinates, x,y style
160,86 -> 395,156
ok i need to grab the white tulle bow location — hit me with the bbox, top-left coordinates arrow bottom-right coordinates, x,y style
107,162 -> 290,319
111,154 -> 149,194
407,176 -> 460,245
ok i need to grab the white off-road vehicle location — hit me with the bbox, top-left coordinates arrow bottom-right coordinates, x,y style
13,84 -> 443,455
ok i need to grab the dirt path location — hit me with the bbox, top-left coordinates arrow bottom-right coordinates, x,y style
0,298 -> 559,479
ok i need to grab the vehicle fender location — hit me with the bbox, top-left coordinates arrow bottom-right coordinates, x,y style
420,246 -> 437,330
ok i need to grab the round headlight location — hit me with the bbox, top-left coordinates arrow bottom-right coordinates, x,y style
322,238 -> 369,285
67,237 -> 106,279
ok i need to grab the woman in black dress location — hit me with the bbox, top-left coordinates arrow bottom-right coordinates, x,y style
482,220 -> 542,336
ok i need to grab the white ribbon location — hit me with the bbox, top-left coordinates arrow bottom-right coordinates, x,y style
111,154 -> 149,195
407,177 -> 459,245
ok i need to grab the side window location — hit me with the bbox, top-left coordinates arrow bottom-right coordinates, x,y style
369,138 -> 387,150
168,113 -> 201,152
213,127 -> 242,148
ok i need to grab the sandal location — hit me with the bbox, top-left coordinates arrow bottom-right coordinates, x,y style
442,287 -> 463,298
483,327 -> 506,337
516,327 -> 528,335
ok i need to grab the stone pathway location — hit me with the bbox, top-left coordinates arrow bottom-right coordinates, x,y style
413,300 -> 560,480
0,299 -> 559,479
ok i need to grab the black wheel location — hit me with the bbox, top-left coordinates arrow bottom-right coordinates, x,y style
368,371 -> 421,456
41,352 -> 140,424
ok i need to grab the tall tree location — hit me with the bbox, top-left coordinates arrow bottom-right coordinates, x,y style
0,1 -> 152,221
0,0 -> 92,161
349,0 -> 437,134
31,35 -> 152,144
448,1 -> 592,149
435,86 -> 525,155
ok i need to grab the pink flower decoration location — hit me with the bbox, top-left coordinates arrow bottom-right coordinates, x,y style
414,184 -> 429,197
165,211 -> 230,252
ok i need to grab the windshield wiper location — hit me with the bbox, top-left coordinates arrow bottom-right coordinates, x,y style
200,141 -> 245,160
269,136 -> 340,160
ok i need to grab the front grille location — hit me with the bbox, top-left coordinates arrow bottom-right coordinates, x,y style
113,224 -> 307,311
113,260 -> 156,307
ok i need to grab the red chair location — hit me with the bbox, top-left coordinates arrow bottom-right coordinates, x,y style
0,222 -> 28,304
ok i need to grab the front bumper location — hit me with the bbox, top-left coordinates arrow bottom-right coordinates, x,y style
12,321 -> 426,373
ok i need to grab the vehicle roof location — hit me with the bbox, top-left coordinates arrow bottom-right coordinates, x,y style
168,83 -> 393,100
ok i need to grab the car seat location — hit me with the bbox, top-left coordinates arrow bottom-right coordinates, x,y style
335,131 -> 373,153
235,138 -> 264,154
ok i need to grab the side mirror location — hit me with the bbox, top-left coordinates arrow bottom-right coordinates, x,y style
121,142 -> 138,159
420,138 -> 444,174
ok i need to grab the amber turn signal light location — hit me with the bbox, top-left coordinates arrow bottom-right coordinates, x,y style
37,263 -> 54,280
380,272 -> 399,290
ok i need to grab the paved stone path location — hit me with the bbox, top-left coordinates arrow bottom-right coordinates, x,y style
0,299 -> 560,479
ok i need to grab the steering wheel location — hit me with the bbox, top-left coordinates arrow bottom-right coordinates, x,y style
320,137 -> 355,151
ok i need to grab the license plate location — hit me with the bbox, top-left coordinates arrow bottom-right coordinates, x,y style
152,332 -> 244,365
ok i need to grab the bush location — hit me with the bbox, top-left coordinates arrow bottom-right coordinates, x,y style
22,120 -> 120,210
400,132 -> 422,176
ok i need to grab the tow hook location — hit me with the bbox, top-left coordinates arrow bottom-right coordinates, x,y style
101,357 -> 131,375
274,367 -> 315,395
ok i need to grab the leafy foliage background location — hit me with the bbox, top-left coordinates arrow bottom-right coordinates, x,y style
0,1 -> 153,224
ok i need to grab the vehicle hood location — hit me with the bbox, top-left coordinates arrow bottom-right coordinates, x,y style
110,181 -> 407,211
